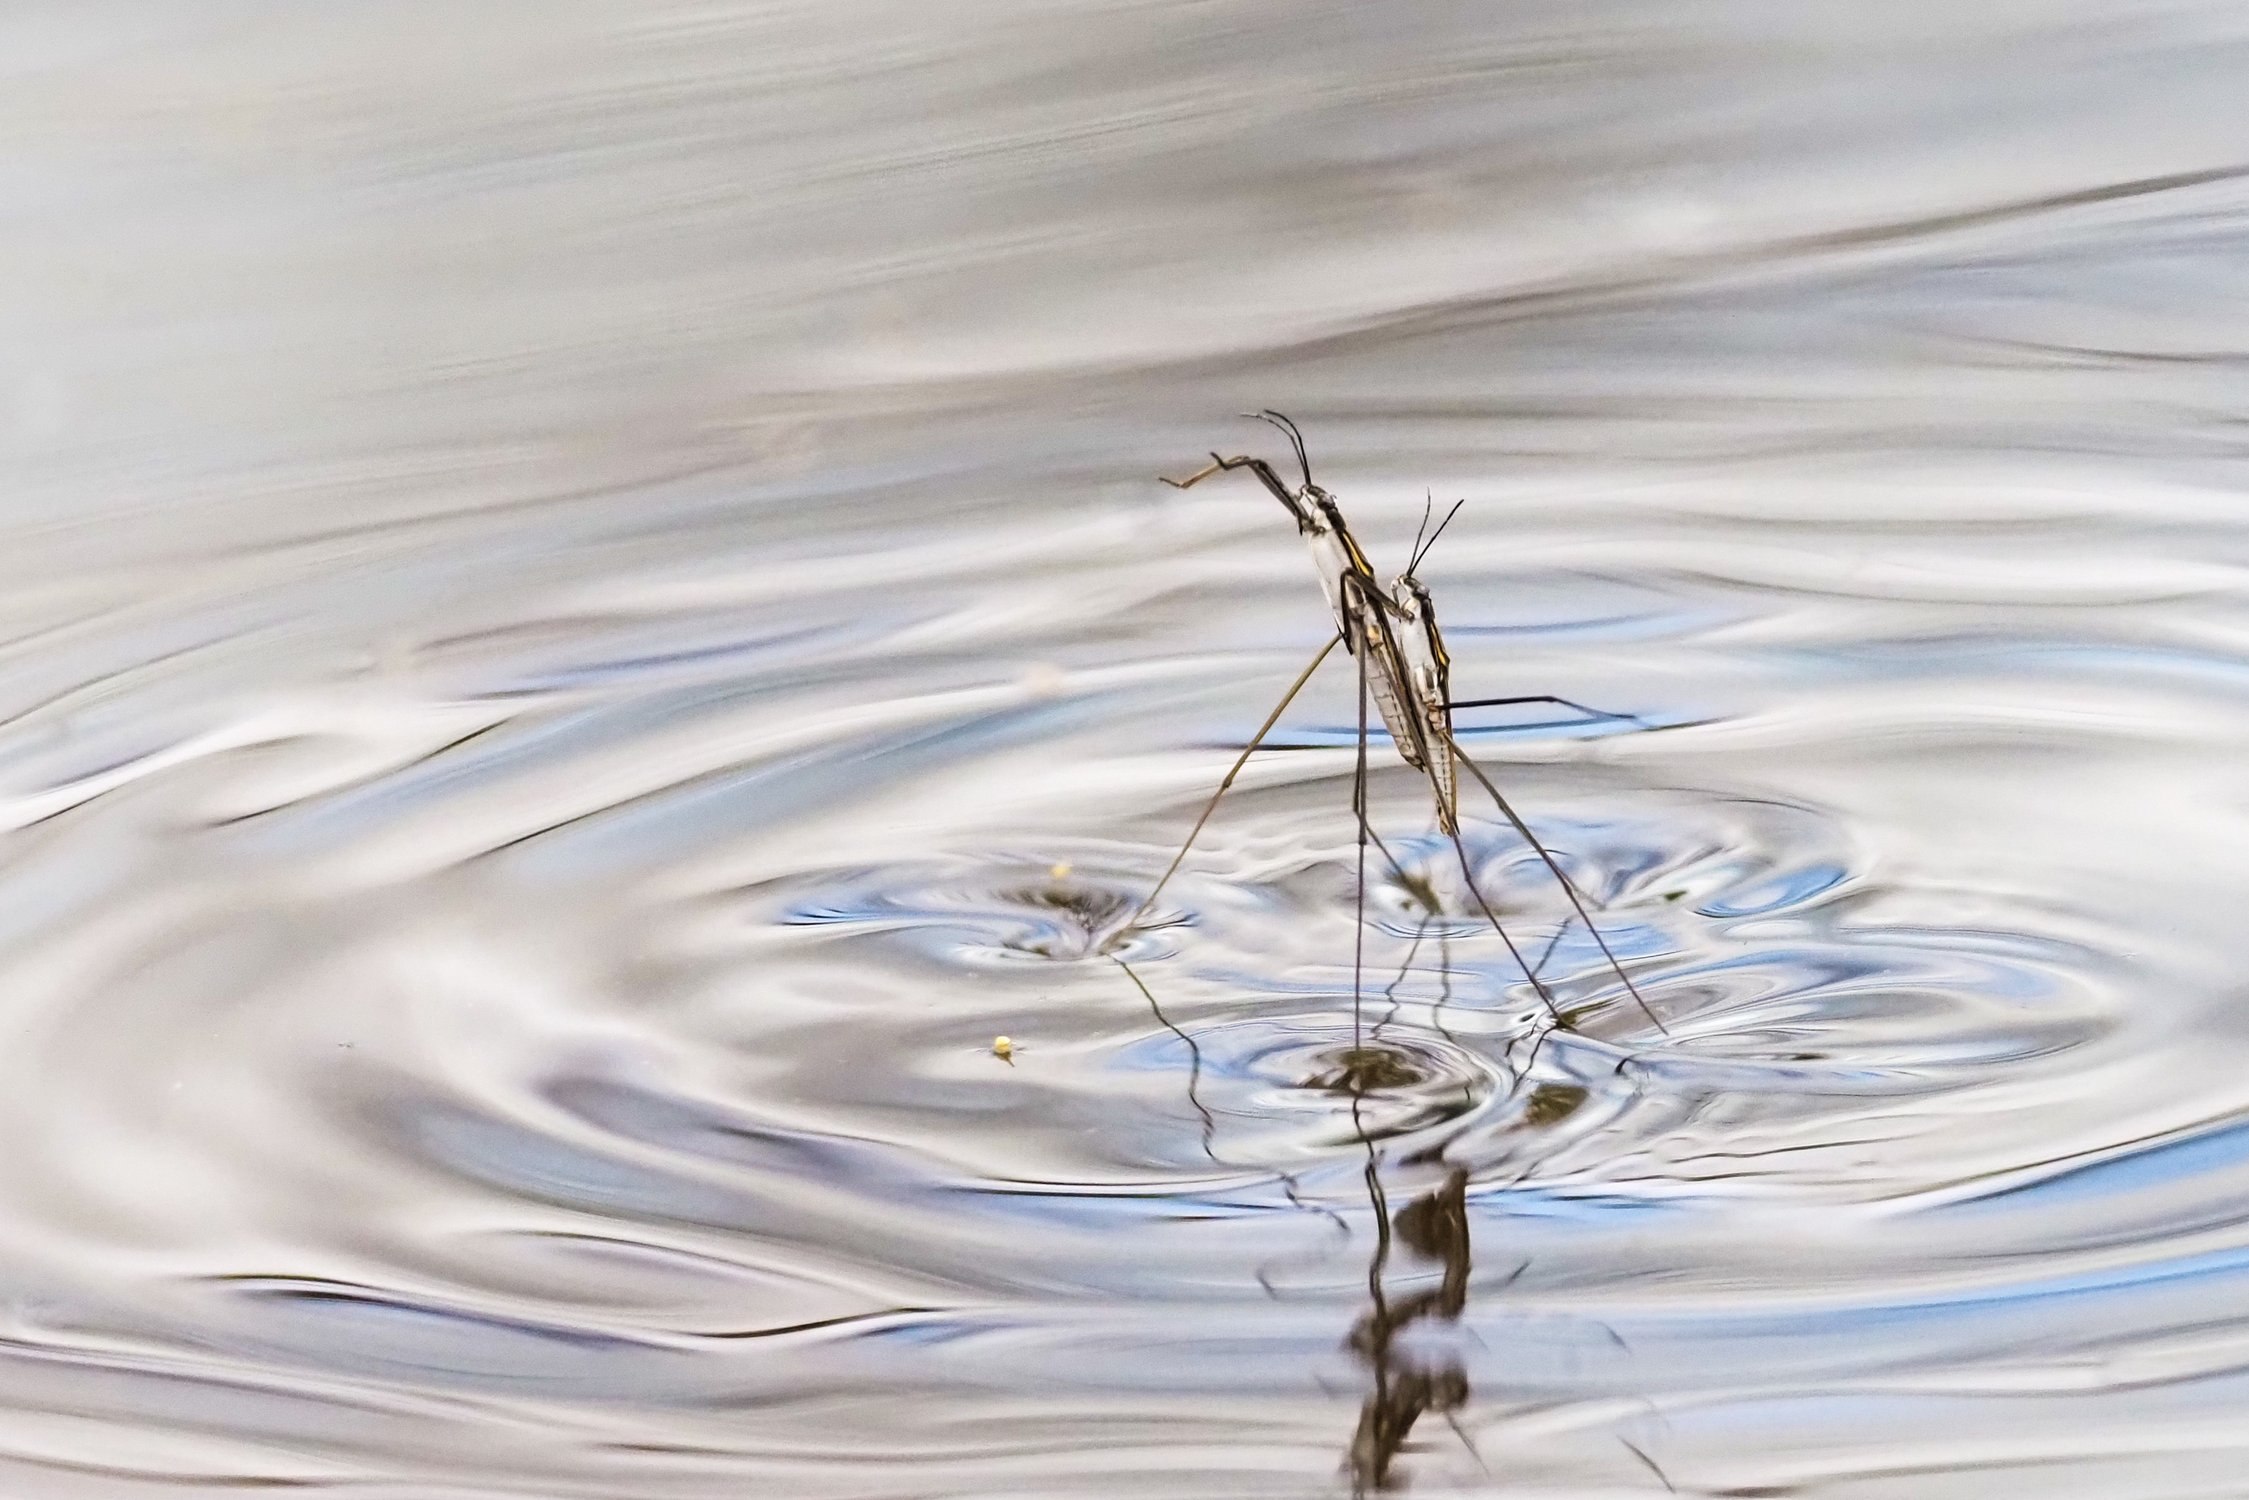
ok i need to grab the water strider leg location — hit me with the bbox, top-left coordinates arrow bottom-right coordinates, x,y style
1527,913 -> 1575,986
1620,1436 -> 1678,1494
1442,726 -> 1669,1036
1360,821 -> 1428,911
1113,956 -> 1216,1161
1444,824 -> 1567,1027
1443,694 -> 1651,730
1160,452 -> 1300,510
1351,624 -> 1372,1049
1375,918 -> 1430,1039
1112,632 -> 1344,943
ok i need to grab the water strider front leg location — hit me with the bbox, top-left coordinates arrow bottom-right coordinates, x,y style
1108,632 -> 1345,947
1160,453 -> 1306,519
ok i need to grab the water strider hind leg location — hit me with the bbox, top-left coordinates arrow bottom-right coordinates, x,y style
1443,725 -> 1669,1036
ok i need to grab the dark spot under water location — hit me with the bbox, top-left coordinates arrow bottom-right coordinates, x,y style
998,881 -> 1137,958
1521,1083 -> 1589,1127
1302,1045 -> 1435,1093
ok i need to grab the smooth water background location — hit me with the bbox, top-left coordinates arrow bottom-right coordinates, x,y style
7,4 -> 2249,1495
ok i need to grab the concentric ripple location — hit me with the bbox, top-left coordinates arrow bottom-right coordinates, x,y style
780,858 -> 1161,964
759,775 -> 2127,1210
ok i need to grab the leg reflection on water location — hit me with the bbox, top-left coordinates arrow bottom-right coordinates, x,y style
1113,877 -> 1656,1489
1345,1139 -> 1475,1494
1339,1045 -> 1672,1494
1341,905 -> 1483,1492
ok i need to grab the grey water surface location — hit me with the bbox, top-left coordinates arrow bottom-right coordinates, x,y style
7,4 -> 2249,1495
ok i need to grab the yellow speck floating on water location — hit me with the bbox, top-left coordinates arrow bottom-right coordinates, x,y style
1048,862 -> 1071,881
991,1036 -> 1015,1062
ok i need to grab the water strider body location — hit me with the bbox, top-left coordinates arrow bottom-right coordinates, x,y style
1387,572 -> 1459,833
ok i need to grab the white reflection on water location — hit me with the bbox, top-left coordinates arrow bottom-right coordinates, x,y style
4,3 -> 2249,1495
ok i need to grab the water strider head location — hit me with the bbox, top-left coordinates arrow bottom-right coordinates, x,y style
1246,413 -> 1373,564
1159,410 -> 1384,647
1245,409 -> 1328,533
1165,411 -> 1353,539
1391,498 -> 1465,722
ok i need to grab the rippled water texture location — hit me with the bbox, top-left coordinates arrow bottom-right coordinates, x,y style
9,5 -> 2249,1495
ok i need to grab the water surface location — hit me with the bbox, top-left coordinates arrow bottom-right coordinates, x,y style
6,4 -> 2249,1495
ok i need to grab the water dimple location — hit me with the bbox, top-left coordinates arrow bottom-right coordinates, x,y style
777,862 -> 1163,965
1302,1044 -> 1435,1094
1112,1012 -> 1509,1159
991,881 -> 1140,959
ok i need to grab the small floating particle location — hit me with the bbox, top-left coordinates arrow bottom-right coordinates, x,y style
1048,862 -> 1072,881
992,1036 -> 1015,1063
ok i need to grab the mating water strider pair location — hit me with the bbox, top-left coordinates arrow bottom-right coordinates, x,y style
1116,411 -> 1666,1036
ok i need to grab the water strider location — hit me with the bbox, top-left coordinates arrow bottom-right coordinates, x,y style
1087,415 -> 1700,1483
1117,412 -> 1666,1037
